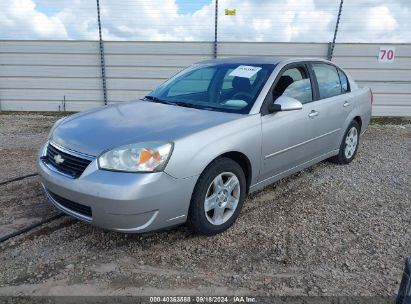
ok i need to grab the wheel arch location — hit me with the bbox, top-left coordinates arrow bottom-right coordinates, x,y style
353,116 -> 362,132
194,151 -> 253,195
219,151 -> 252,194
337,113 -> 364,149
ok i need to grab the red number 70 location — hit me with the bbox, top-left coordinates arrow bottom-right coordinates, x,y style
380,49 -> 394,60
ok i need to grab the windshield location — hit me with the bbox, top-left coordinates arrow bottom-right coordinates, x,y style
147,63 -> 275,114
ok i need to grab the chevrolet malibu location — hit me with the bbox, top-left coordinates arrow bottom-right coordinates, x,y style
38,57 -> 372,235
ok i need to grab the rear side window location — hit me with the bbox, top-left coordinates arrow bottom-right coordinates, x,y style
311,63 -> 342,99
337,69 -> 350,93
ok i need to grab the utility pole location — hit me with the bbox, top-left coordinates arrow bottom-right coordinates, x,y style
96,0 -> 108,105
213,0 -> 218,58
328,0 -> 343,61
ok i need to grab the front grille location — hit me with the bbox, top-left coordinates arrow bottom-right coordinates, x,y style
44,143 -> 92,178
47,189 -> 92,218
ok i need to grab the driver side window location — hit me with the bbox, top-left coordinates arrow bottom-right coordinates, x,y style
273,67 -> 313,104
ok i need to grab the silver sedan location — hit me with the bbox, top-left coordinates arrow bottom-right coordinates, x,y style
38,57 -> 372,235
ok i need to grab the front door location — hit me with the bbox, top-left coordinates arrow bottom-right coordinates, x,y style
260,64 -> 317,182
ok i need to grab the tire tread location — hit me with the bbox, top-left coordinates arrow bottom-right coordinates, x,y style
187,157 -> 246,236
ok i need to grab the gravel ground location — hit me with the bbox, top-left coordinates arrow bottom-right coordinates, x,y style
0,113 -> 410,297
0,114 -> 59,238
0,176 -> 57,238
0,114 -> 56,183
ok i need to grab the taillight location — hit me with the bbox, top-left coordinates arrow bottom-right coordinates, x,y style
370,88 -> 374,104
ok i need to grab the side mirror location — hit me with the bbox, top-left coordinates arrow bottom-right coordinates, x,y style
268,96 -> 303,113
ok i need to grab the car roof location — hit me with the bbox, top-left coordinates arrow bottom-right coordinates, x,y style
197,56 -> 330,65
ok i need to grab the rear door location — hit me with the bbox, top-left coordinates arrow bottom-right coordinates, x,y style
308,62 -> 352,154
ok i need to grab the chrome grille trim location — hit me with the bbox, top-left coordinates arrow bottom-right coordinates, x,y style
41,141 -> 96,178
49,141 -> 96,161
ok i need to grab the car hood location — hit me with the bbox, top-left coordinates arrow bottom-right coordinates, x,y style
51,101 -> 243,156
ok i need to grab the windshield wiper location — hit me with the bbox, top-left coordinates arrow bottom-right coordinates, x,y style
144,95 -> 174,105
173,101 -> 199,108
173,101 -> 218,111
144,96 -> 218,111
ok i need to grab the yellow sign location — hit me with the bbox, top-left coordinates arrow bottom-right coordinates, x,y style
225,9 -> 236,16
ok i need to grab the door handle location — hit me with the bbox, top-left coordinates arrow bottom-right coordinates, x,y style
308,110 -> 319,118
343,101 -> 350,107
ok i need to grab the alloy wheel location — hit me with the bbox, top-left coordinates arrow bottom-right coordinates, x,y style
344,126 -> 358,159
204,172 -> 240,225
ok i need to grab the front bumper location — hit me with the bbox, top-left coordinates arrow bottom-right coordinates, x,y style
37,143 -> 198,233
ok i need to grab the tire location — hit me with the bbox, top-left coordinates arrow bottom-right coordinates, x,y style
331,120 -> 361,164
187,157 -> 247,236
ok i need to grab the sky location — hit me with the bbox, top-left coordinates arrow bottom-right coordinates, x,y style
0,0 -> 410,42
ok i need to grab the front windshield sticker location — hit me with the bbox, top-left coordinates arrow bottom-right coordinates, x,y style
229,65 -> 262,78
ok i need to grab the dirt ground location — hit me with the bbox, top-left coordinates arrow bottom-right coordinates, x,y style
0,113 -> 410,298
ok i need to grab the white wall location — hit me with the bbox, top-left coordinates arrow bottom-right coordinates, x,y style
332,43 -> 411,117
0,40 -> 410,116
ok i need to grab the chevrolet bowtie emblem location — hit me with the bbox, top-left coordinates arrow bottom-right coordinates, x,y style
54,154 -> 65,165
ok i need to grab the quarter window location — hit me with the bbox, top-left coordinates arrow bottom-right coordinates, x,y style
337,69 -> 350,93
312,63 -> 342,99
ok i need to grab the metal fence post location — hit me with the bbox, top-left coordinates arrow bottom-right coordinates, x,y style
213,0 -> 218,58
328,0 -> 343,61
96,0 -> 108,105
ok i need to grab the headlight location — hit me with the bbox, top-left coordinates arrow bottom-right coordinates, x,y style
98,142 -> 173,172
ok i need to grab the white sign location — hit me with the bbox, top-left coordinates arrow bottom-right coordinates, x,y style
229,65 -> 262,78
378,46 -> 395,63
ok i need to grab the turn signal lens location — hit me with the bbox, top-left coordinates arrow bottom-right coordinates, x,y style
139,149 -> 152,164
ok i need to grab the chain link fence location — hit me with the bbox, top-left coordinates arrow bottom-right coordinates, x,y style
1,0 -> 410,43
0,0 -> 410,115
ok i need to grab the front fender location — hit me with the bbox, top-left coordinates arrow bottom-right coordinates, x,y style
164,114 -> 262,185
